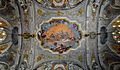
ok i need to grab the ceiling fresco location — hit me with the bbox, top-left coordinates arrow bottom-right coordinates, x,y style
0,0 -> 120,70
